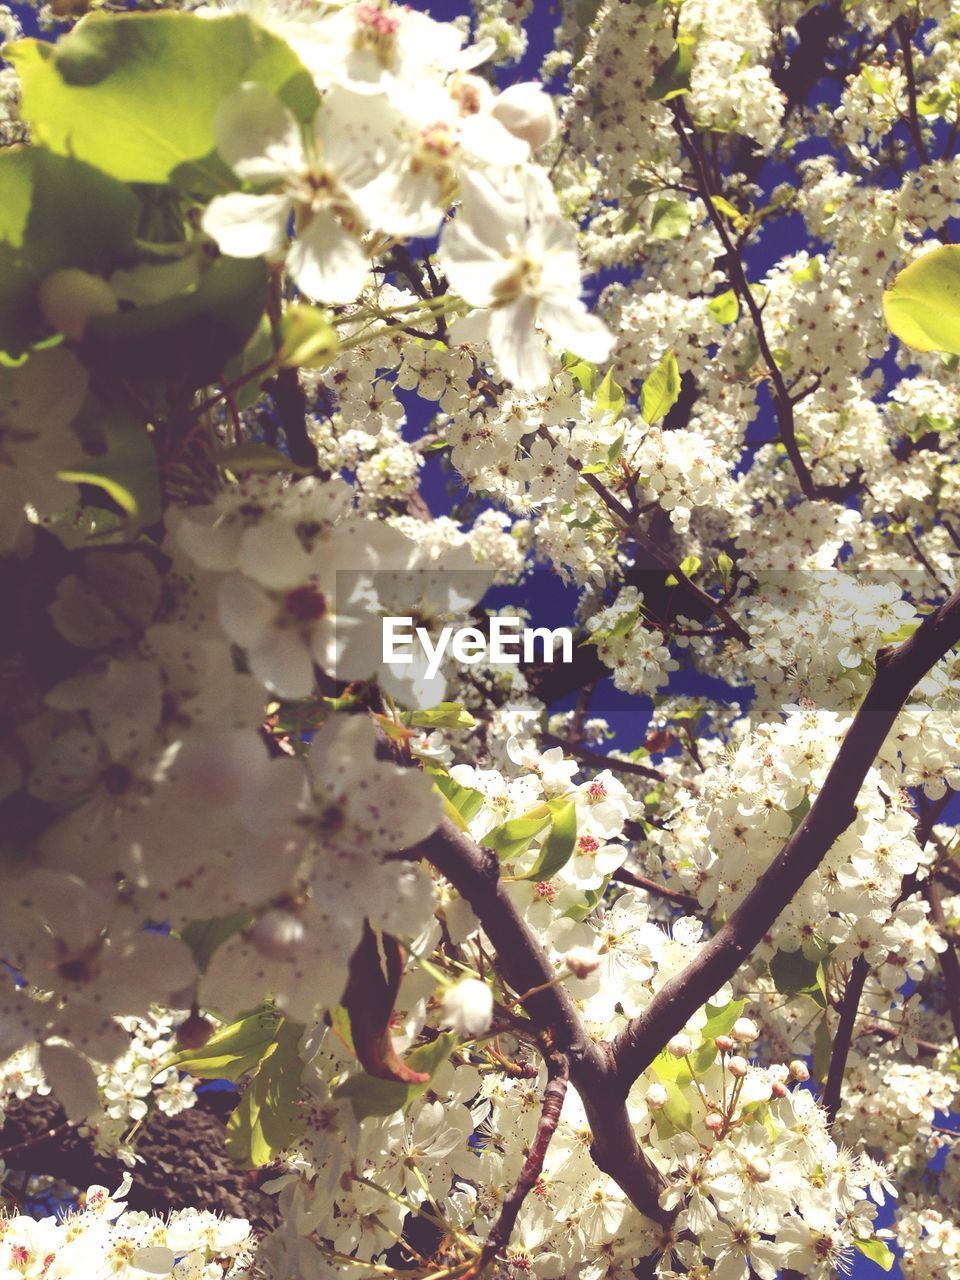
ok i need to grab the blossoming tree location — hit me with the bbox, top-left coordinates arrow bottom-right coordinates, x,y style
1,0 -> 960,1277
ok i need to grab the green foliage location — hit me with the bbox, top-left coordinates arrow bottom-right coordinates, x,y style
647,34 -> 695,101
59,400 -> 161,528
524,798 -> 578,880
707,289 -> 740,324
225,1018 -> 306,1166
429,768 -> 486,829
641,350 -> 681,423
10,12 -> 319,193
174,1004 -> 282,1081
769,946 -> 828,1007
883,245 -> 960,355
276,303 -> 339,369
0,147 -> 137,359
690,998 -> 746,1072
176,909 -> 255,974
853,1238 -> 896,1271
481,806 -> 553,860
333,1032 -> 458,1119
594,367 -> 626,420
649,197 -> 691,241
411,702 -> 478,730
82,256 -> 269,389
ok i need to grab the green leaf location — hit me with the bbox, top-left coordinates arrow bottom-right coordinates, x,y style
649,198 -> 691,241
524,798 -> 578,881
174,1004 -> 281,1081
883,245 -> 960,355
176,909 -> 254,974
333,1032 -> 457,1120
647,33 -> 695,101
812,1015 -> 832,1082
679,554 -> 701,577
481,807 -> 552,861
641,350 -> 681,423
276,303 -> 339,369
711,195 -> 746,230
214,442 -> 311,476
691,999 -> 745,1072
0,147 -> 137,359
650,1076 -> 693,1138
58,404 -> 161,528
707,288 -> 739,324
411,702 -> 478,730
226,1018 -> 305,1166
9,12 -> 319,193
82,256 -> 269,389
428,768 -> 486,830
717,551 -> 734,578
562,352 -> 597,395
563,879 -> 608,922
594,367 -> 626,421
854,1238 -> 895,1271
769,947 -> 827,1007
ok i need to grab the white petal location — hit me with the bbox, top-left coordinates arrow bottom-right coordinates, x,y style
217,574 -> 277,648
214,83 -> 306,183
540,296 -> 616,364
249,631 -> 316,700
131,1246 -> 177,1275
488,297 -> 551,390
39,1043 -> 99,1121
239,520 -> 315,589
201,192 -> 291,259
437,218 -> 503,307
288,210 -> 368,304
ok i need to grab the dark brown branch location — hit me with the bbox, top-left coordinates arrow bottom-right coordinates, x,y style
923,875 -> 960,1048
608,585 -> 960,1093
548,431 -> 751,647
611,866 -> 699,912
267,367 -> 318,469
897,15 -> 931,164
670,100 -> 858,504
412,819 -> 669,1224
541,734 -> 667,783
472,1051 -> 569,1272
821,954 -> 868,1123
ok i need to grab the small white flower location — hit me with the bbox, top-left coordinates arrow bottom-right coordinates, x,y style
441,978 -> 494,1038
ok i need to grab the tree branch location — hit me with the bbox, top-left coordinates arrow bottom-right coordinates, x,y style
608,586 -> 960,1093
821,954 -> 868,1123
412,819 -> 669,1224
541,734 -> 668,783
670,100 -> 858,504
923,874 -> 960,1048
471,1051 -> 569,1274
611,866 -> 700,912
897,15 -> 931,165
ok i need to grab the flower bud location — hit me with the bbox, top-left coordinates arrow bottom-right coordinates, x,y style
704,1112 -> 724,1132
771,1079 -> 788,1098
714,1034 -> 735,1053
646,1083 -> 669,1109
746,1157 -> 771,1184
441,978 -> 494,1038
250,909 -> 305,961
731,1017 -> 760,1044
38,268 -> 118,340
789,1059 -> 810,1082
667,1033 -> 693,1059
491,83 -> 558,151
564,946 -> 600,979
726,1055 -> 749,1078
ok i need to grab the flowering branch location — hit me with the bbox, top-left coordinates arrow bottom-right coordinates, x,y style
608,584 -> 960,1091
670,99 -> 858,504
413,819 -> 669,1225
923,876 -> 960,1048
611,866 -> 699,913
469,1051 -> 569,1276
540,734 -> 668,783
821,954 -> 869,1124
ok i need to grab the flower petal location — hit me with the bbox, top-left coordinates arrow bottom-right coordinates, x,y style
213,83 -> 306,183
201,192 -> 291,259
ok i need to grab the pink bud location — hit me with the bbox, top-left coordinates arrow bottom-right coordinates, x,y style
731,1017 -> 760,1044
565,946 -> 600,979
704,1112 -> 724,1132
771,1079 -> 788,1098
789,1059 -> 810,1082
727,1055 -> 749,1078
667,1033 -> 693,1058
646,1083 -> 669,1109
715,1034 -> 735,1053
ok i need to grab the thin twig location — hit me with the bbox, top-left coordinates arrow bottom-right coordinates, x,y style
897,15 -> 931,164
670,99 -> 858,503
541,734 -> 667,783
611,866 -> 699,912
468,1052 -> 569,1275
